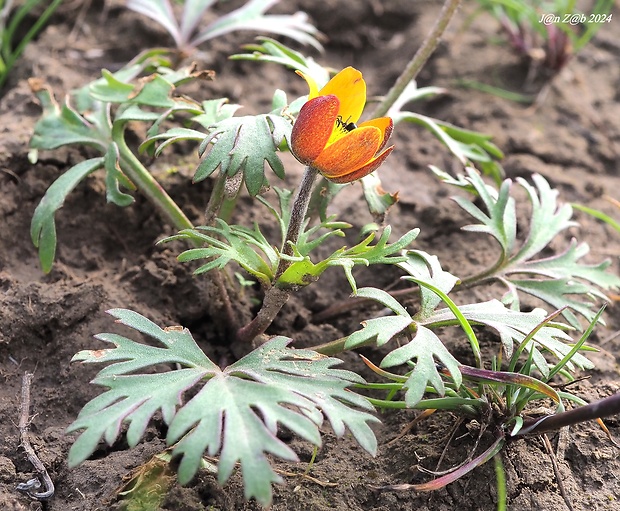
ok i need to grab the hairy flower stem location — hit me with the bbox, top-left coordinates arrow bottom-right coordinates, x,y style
114,123 -> 194,231
371,0 -> 462,118
276,166 -> 319,277
204,172 -> 227,227
236,166 -> 319,343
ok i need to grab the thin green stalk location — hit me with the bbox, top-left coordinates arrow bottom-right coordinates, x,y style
303,446 -> 318,476
113,123 -> 194,231
458,254 -> 508,289
371,0 -> 462,118
494,454 -> 507,511
236,166 -> 319,343
311,336 -> 349,356
368,396 -> 482,414
219,194 -> 239,224
202,172 -> 239,333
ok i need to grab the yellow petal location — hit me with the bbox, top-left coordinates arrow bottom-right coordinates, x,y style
295,70 -> 320,99
319,67 -> 366,124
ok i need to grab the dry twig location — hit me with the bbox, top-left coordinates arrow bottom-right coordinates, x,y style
542,434 -> 573,511
15,372 -> 55,501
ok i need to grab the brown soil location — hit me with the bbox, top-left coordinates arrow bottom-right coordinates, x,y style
1,1 -> 619,510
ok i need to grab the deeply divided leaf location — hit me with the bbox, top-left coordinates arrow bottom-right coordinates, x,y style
68,310 -> 378,507
447,169 -> 619,328
381,325 -> 461,406
422,300 -> 593,377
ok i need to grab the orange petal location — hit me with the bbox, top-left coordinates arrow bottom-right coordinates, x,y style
319,67 -> 366,124
291,95 -> 339,165
327,145 -> 395,184
313,125 -> 382,180
358,117 -> 393,152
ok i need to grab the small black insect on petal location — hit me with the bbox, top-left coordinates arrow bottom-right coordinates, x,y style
336,115 -> 357,132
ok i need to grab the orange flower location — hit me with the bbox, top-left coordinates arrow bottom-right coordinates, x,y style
290,67 -> 394,184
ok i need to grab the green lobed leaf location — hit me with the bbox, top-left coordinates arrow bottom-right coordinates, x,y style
29,53 -> 180,153
90,63 -> 209,109
277,227 -> 419,291
29,84 -> 109,151
192,98 -> 243,129
69,309 -> 377,508
421,300 -> 593,377
388,82 -> 504,183
510,175 -> 576,263
71,309 -> 217,375
296,218 -> 350,257
344,315 -> 413,350
179,0 -> 219,43
453,168 -> 516,255
387,80 -> 446,113
167,193 -> 352,288
507,278 -> 605,330
230,37 -> 330,88
68,369 -> 208,463
354,287 -> 411,316
168,336 -> 377,508
398,250 -> 460,320
448,170 -> 618,327
511,238 -> 618,291
168,221 -> 278,287
30,157 -> 105,273
194,114 -> 291,196
91,70 -> 178,108
127,0 -> 182,46
380,326 -> 462,406
344,287 -> 413,350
